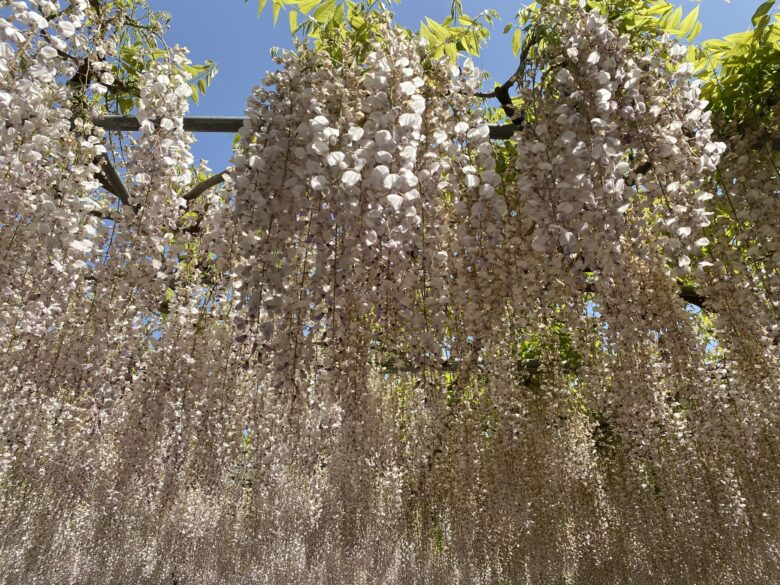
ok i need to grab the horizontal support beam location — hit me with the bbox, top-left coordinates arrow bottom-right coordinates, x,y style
94,116 -> 245,133
93,116 -> 520,139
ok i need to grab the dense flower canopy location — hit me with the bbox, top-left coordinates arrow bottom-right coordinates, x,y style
0,0 -> 779,583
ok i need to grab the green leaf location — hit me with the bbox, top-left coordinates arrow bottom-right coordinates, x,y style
702,38 -> 732,53
678,5 -> 699,40
752,0 -> 776,27
723,31 -> 753,46
645,1 -> 672,16
348,11 -> 365,30
189,84 -> 199,104
426,18 -> 451,42
460,33 -> 476,55
298,0 -> 321,13
118,94 -> 134,114
503,23 -> 512,34
665,5 -> 682,31
419,24 -> 432,43
444,42 -> 457,61
273,0 -> 282,25
257,0 -> 269,15
685,44 -> 697,63
313,0 -> 337,25
512,27 -> 521,56
332,2 -> 345,26
689,21 -> 702,42
289,9 -> 298,33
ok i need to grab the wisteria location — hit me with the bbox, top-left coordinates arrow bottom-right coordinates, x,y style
0,1 -> 779,584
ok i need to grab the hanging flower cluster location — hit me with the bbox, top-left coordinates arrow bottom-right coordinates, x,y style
0,1 -> 779,584
0,0 -> 107,343
232,21 -> 498,396
704,103 -> 780,344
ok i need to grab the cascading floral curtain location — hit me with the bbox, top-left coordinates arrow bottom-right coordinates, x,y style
0,1 -> 778,583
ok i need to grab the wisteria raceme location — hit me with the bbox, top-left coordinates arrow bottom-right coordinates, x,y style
0,1 -> 105,344
232,26 -> 500,393
0,1 -> 779,584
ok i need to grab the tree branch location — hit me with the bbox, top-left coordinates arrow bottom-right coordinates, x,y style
488,123 -> 522,139
678,282 -> 707,309
475,33 -> 536,125
183,170 -> 229,202
40,30 -> 80,62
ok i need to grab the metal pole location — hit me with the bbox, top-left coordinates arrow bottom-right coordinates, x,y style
94,116 -> 245,133
93,115 -> 519,139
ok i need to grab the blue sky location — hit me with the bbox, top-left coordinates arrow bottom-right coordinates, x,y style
150,0 -> 760,172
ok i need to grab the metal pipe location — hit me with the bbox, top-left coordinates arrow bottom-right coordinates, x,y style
93,116 -> 520,139
94,116 -> 245,133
